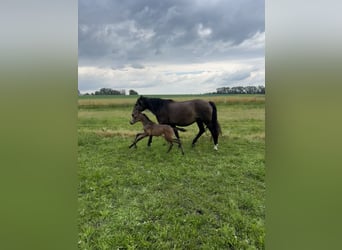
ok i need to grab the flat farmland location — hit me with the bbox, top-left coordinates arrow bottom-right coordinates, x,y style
78,95 -> 265,249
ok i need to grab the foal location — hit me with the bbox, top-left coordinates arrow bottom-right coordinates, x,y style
129,111 -> 184,155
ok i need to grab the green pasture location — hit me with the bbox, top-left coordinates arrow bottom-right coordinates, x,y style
78,95 -> 265,249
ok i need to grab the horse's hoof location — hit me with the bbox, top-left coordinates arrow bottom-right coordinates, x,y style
214,144 -> 218,150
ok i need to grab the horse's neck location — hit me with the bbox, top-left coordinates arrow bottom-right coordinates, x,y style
146,98 -> 166,115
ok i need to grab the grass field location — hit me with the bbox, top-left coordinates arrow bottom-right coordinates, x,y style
78,95 -> 265,249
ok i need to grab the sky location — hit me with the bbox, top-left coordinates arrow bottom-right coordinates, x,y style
78,0 -> 265,95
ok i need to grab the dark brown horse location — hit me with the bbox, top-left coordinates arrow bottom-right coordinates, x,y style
132,96 -> 221,150
129,111 -> 184,154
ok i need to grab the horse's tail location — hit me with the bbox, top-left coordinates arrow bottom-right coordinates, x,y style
209,101 -> 222,136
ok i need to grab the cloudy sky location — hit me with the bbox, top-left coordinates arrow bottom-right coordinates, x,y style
78,0 -> 264,94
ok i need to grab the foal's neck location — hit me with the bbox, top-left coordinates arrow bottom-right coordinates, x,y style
140,114 -> 155,126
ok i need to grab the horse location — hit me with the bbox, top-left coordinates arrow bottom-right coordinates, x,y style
129,111 -> 185,155
132,96 -> 221,150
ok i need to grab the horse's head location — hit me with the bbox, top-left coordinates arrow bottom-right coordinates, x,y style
132,96 -> 147,113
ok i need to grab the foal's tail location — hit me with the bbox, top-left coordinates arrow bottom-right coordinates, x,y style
209,101 -> 222,136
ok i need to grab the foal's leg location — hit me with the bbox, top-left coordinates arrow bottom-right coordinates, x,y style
147,135 -> 153,147
172,126 -> 182,148
167,142 -> 174,153
173,138 -> 184,155
129,133 -> 148,148
164,133 -> 174,153
192,120 -> 206,147
129,133 -> 142,148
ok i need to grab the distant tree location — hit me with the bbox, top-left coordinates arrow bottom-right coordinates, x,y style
94,88 -> 125,95
129,89 -> 138,95
216,87 -> 229,94
257,85 -> 265,94
245,86 -> 258,94
231,86 -> 246,94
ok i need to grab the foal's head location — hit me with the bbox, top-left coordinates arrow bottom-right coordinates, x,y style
130,110 -> 142,125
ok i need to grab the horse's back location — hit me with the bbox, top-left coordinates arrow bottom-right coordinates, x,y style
166,99 -> 213,125
194,100 -> 213,121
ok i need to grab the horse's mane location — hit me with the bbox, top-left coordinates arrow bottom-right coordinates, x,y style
144,97 -> 174,114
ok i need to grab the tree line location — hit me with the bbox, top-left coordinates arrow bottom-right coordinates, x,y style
80,88 -> 138,96
79,85 -> 265,96
214,85 -> 265,94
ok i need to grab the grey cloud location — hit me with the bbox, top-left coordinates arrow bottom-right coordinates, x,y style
130,63 -> 145,69
222,71 -> 251,82
111,65 -> 127,71
205,69 -> 255,87
79,0 -> 264,66
78,0 -> 264,94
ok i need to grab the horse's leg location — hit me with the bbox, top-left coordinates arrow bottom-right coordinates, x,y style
207,122 -> 219,150
147,135 -> 153,147
173,126 -> 180,139
208,101 -> 220,150
192,120 -> 206,147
